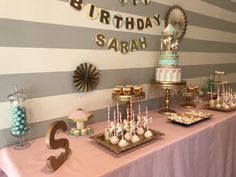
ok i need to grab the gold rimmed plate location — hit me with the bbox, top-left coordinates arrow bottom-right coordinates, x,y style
90,129 -> 164,154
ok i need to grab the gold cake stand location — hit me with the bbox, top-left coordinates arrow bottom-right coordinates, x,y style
151,80 -> 187,115
180,92 -> 196,108
112,92 -> 145,121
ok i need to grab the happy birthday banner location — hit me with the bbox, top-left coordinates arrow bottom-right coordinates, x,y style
70,0 -> 160,54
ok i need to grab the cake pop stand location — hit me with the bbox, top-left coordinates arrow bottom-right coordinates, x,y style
206,81 -> 235,112
152,80 -> 187,115
207,81 -> 231,98
112,92 -> 145,121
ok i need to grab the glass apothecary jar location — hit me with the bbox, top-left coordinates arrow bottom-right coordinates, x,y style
7,86 -> 30,150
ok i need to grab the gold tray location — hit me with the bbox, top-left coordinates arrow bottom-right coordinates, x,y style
151,80 -> 187,90
112,92 -> 145,102
206,105 -> 236,112
211,81 -> 231,85
90,129 -> 164,154
168,115 -> 213,125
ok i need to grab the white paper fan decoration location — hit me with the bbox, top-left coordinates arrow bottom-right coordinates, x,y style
166,5 -> 187,40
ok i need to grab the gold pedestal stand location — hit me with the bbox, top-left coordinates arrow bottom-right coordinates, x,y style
112,92 -> 145,121
180,92 -> 196,108
152,80 -> 187,115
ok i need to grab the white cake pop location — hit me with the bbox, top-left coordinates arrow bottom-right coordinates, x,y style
137,127 -> 145,135
230,102 -> 235,108
131,134 -> 140,143
110,136 -> 119,145
216,103 -> 221,108
131,127 -> 140,144
223,104 -> 230,110
136,114 -> 144,135
144,130 -> 153,138
124,132 -> 131,140
118,138 -> 128,148
118,131 -> 128,148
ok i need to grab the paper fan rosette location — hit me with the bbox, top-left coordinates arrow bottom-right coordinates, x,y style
165,5 -> 187,40
73,63 -> 99,92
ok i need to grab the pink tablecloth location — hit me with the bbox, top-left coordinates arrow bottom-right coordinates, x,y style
0,170 -> 7,177
0,105 -> 236,177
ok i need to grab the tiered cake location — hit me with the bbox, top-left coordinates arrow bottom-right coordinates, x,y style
155,24 -> 181,83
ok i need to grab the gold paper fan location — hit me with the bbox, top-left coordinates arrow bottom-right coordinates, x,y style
73,63 -> 99,92
166,5 -> 187,40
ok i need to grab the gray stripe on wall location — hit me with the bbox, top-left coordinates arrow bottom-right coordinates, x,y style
202,0 -> 236,13
0,64 -> 236,102
181,64 -> 236,79
60,0 -> 236,33
0,18 -> 235,52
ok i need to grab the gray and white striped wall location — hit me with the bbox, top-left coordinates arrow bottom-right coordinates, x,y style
0,0 -> 235,148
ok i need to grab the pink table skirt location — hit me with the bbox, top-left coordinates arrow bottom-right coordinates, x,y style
0,105 -> 236,177
0,170 -> 7,177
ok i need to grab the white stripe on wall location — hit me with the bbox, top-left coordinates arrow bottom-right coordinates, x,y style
0,48 -> 235,74
1,73 -> 236,130
178,52 -> 236,66
0,1 -> 235,44
152,0 -> 236,23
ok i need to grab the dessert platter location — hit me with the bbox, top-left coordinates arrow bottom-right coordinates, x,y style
90,104 -> 164,154
168,110 -> 213,125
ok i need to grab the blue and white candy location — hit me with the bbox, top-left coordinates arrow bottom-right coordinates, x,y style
11,106 -> 29,136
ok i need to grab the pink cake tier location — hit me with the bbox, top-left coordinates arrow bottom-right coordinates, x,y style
155,68 -> 181,83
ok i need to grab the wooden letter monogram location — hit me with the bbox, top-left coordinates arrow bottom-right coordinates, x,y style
45,121 -> 71,171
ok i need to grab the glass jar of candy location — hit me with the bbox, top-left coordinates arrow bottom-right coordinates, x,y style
7,85 -> 30,150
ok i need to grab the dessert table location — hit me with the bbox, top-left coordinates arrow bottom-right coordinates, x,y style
0,104 -> 236,177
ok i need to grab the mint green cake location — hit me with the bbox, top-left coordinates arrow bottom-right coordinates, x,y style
155,24 -> 182,83
159,51 -> 179,68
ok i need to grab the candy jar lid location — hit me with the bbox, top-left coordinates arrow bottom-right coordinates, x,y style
7,85 -> 27,102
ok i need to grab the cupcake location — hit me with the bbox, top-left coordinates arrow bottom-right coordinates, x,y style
187,85 -> 195,93
133,85 -> 142,95
80,129 -> 88,136
113,85 -> 123,95
73,129 -> 80,136
123,87 -> 132,95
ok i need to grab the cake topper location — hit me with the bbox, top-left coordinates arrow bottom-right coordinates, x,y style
160,24 -> 178,52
